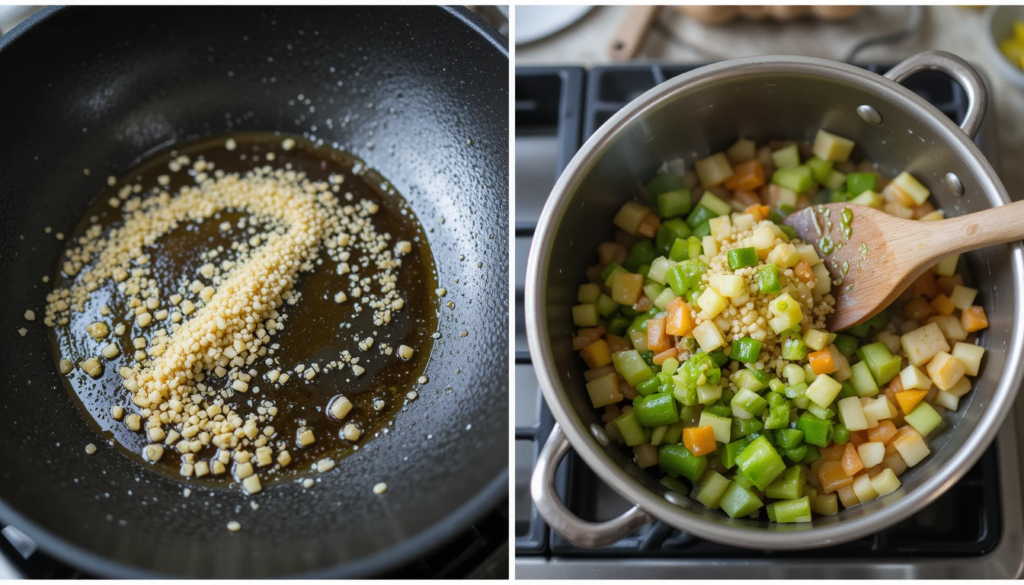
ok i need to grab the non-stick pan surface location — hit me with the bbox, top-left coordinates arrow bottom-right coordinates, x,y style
0,5 -> 508,578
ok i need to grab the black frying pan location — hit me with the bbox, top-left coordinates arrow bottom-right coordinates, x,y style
0,5 -> 508,578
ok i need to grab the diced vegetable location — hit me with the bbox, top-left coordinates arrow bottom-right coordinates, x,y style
765,465 -> 806,500
891,171 -> 930,206
771,144 -> 801,169
612,350 -> 655,387
904,402 -> 942,437
735,435 -> 787,490
812,130 -> 855,163
693,469 -> 732,510
772,165 -> 814,194
613,201 -> 652,236
572,304 -> 599,327
634,392 -> 680,427
659,443 -> 708,482
695,153 -> 734,187
613,411 -> 648,446
724,160 -> 766,191
719,480 -> 764,518
925,351 -> 966,391
805,374 -> 842,409
893,428 -> 930,467
797,413 -> 832,447
769,496 -> 812,523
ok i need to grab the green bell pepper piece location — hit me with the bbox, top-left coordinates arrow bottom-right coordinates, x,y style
757,264 -> 782,294
658,444 -> 708,482
634,392 -> 680,427
730,337 -> 762,363
846,172 -> 877,197
656,189 -> 693,219
796,413 -> 832,447
727,247 -> 758,270
624,239 -> 658,273
782,444 -> 808,463
720,480 -> 764,518
732,417 -> 763,439
765,465 -> 806,500
720,438 -> 750,470
735,435 -> 787,490
612,349 -> 655,387
775,428 -> 804,450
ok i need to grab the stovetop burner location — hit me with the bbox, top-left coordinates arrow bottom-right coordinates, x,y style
514,62 -> 1024,578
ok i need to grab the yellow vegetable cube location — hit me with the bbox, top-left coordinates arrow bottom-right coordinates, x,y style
870,468 -> 901,497
899,364 -> 932,391
893,430 -> 930,467
803,329 -> 829,352
580,339 -> 612,369
752,226 -> 777,251
692,320 -> 725,352
926,351 -> 966,391
795,244 -> 822,266
767,293 -> 803,334
934,390 -> 960,411
586,373 -> 623,408
859,396 -> 878,429
900,322 -> 950,367
849,189 -> 883,209
611,272 -> 644,306
806,374 -> 842,408
732,212 -> 755,232
726,139 -> 756,165
702,235 -> 718,257
612,201 -> 652,236
697,288 -> 727,319
852,473 -> 878,503
572,304 -> 599,327
919,210 -> 945,222
945,375 -> 972,398
949,285 -> 978,311
857,442 -> 885,468
838,396 -> 868,431
933,253 -> 959,277
812,130 -> 855,162
709,215 -> 732,240
695,152 -> 734,187
717,274 -> 747,298
927,315 -> 968,342
862,396 -> 893,422
811,263 -> 831,296
766,243 -> 799,269
951,342 -> 985,376
891,172 -> 930,206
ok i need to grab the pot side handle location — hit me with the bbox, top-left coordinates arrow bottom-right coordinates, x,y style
531,424 -> 653,547
883,50 -> 988,140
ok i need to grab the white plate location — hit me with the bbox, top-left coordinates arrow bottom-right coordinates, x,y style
515,5 -> 593,46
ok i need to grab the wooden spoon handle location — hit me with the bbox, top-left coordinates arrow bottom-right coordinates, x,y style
608,6 -> 659,61
927,199 -> 1024,258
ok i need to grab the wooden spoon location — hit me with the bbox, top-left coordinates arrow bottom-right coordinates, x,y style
784,200 -> 1024,331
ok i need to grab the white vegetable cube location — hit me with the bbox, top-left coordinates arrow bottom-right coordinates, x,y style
647,257 -> 676,285
862,396 -> 893,422
795,244 -> 822,266
893,430 -> 931,467
717,274 -> 747,298
945,376 -> 972,398
612,201 -> 652,236
925,351 -> 966,391
806,374 -> 842,408
695,152 -> 734,187
934,390 -> 960,411
951,342 -> 985,377
927,315 -> 968,342
775,186 -> 799,208
900,322 -> 950,367
857,442 -> 885,468
692,320 -> 726,353
697,288 -> 727,319
731,402 -> 753,420
851,473 -> 878,503
698,412 -> 732,444
732,212 -> 755,232
811,263 -> 832,296
849,190 -> 883,210
899,365 -> 932,391
702,235 -> 718,257
709,215 -> 732,240
870,468 -> 902,496
751,226 -> 777,251
767,293 -> 803,334
813,130 -> 855,162
950,285 -> 978,310
933,253 -> 960,277
766,243 -> 800,269
859,397 -> 878,429
891,171 -> 931,206
726,139 -> 756,164
838,396 -> 868,431
803,329 -> 829,352
586,373 -> 623,408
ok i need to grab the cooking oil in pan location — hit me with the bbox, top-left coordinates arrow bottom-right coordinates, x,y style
47,132 -> 438,486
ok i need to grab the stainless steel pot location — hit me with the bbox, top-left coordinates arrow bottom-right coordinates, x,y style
526,51 -> 1024,550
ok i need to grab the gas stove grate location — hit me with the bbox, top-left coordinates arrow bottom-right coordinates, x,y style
515,62 -> 1001,560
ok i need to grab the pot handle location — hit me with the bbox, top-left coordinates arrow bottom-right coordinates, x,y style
531,423 -> 653,547
883,50 -> 988,140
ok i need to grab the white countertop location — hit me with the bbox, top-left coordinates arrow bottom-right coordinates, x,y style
516,5 -> 1024,200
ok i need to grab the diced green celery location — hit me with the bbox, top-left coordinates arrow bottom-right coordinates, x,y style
652,288 -> 677,311
655,218 -> 692,255
775,428 -> 804,449
757,264 -> 782,294
719,480 -> 764,518
833,333 -> 858,357
783,445 -> 808,463
781,337 -> 808,361
686,204 -> 719,230
823,169 -> 847,190
657,189 -> 693,219
596,293 -> 619,317
698,411 -> 732,444
686,236 -> 703,260
624,239 -> 658,273
720,438 -> 749,469
606,315 -> 631,336
696,191 -> 732,216
612,350 -> 655,387
643,282 -> 666,303
772,165 -> 814,194
704,401 -> 731,418
613,411 -> 648,446
634,393 -> 680,427
732,369 -> 767,392
668,238 -> 690,262
648,173 -> 687,196
765,465 -> 806,500
849,361 -> 879,397
838,381 -> 857,399
771,144 -> 801,169
732,417 -> 763,439
663,421 -> 685,445
658,444 -> 708,482
727,247 -> 758,270
807,156 -> 833,184
770,496 -> 812,523
735,435 -> 787,490
692,220 -> 712,239
626,309 -> 657,335
730,337 -> 762,363
856,342 -> 901,385
634,376 -> 660,397
693,469 -> 732,510
784,382 -> 808,400
763,404 -> 791,430
844,321 -> 872,338
806,403 -> 835,420
666,259 -> 707,296
796,413 -> 832,447
846,172 -> 878,197
650,425 -> 668,446
732,388 -> 768,417
697,384 -> 723,405
769,378 -> 786,394
904,402 -> 943,437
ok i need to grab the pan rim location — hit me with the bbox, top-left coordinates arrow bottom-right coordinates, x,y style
0,3 -> 509,578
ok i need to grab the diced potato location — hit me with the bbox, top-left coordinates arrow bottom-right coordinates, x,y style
732,212 -> 755,232
838,396 -> 868,431
612,201 -> 652,236
586,373 -> 623,408
933,253 -> 960,277
803,329 -> 828,352
709,216 -> 732,240
862,396 -> 893,422
949,285 -> 978,311
893,429 -> 930,467
900,322 -> 950,367
813,130 -> 855,162
849,190 -> 883,209
693,320 -> 725,352
934,390 -> 960,411
870,468 -> 902,496
945,375 -> 972,398
925,351 -> 966,391
695,152 -> 734,187
795,244 -> 822,266
851,473 -> 878,503
699,411 -> 732,444
806,374 -> 842,408
581,339 -> 613,369
919,210 -> 944,221
611,272 -> 644,306
857,442 -> 885,468
647,257 -> 676,285
951,342 -> 984,376
702,235 -> 718,257
927,315 -> 968,342
697,288 -> 727,319
767,293 -> 803,334
874,331 -> 902,355
717,274 -> 747,298
726,139 -> 757,165
766,243 -> 800,268
811,263 -> 831,296
899,365 -> 932,391
891,171 -> 930,206
751,226 -> 777,251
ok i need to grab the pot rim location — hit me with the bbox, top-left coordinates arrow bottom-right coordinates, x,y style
526,53 -> 1024,550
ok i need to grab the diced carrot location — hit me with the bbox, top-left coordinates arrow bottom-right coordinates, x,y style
848,430 -> 868,447
910,271 -> 937,299
893,425 -> 921,445
652,347 -> 679,365
606,334 -> 631,353
841,443 -> 864,476
633,294 -> 653,312
807,349 -> 836,375
683,426 -> 717,457
572,326 -> 606,351
935,274 -> 964,297
867,420 -> 898,444
733,189 -> 761,208
580,339 -> 612,369
647,317 -> 671,353
724,160 -> 766,191
665,297 -> 694,336
962,305 -> 989,332
903,297 -> 935,321
820,442 -> 846,461
930,294 -> 955,316
895,389 -> 927,415
837,484 -> 859,508
817,460 -> 854,494
794,260 -> 814,283
637,213 -> 661,238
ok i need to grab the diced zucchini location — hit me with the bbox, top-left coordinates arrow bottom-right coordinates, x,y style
613,410 -> 648,446
719,480 -> 764,518
904,401 -> 942,437
823,169 -> 847,190
658,443 -> 708,482
765,465 -> 806,500
772,165 -> 814,193
735,435 -> 787,490
770,496 -> 812,523
572,304 -> 599,327
856,342 -> 901,386
611,350 -> 655,387
696,191 -> 733,216
813,130 -> 855,163
693,469 -> 732,510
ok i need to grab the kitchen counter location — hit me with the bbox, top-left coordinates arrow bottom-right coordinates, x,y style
516,5 -> 1024,201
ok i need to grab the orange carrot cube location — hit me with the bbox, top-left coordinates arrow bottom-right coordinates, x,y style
841,443 -> 864,476
818,460 -> 854,494
723,160 -> 766,191
961,306 -> 989,332
808,349 -> 836,375
652,347 -> 679,365
683,426 -> 717,457
867,420 -> 898,444
665,298 -> 694,336
580,339 -> 612,369
637,213 -> 661,238
929,294 -> 955,316
895,389 -> 927,415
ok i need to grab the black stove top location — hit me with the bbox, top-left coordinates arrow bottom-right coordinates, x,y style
514,63 -> 1002,563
